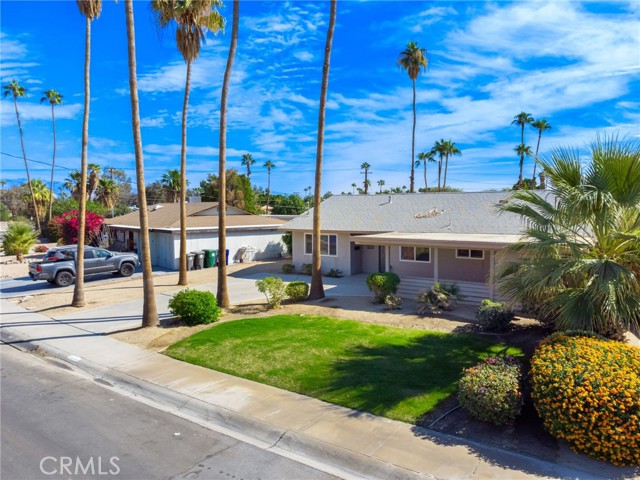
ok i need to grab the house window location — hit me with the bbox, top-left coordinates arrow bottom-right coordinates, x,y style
456,248 -> 484,260
304,234 -> 337,256
399,246 -> 431,263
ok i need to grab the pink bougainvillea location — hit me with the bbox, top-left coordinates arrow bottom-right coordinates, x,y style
52,210 -> 104,245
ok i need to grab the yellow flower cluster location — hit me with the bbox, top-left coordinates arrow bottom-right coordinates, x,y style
531,334 -> 640,466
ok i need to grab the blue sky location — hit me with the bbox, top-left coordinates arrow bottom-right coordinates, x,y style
1,0 -> 639,198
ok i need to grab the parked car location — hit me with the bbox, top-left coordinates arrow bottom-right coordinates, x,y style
29,246 -> 139,287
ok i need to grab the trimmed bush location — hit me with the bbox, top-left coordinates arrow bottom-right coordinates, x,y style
285,281 -> 309,302
301,263 -> 312,275
416,282 -> 459,315
384,294 -> 402,310
366,272 -> 400,303
256,276 -> 286,308
281,263 -> 295,274
458,356 -> 523,425
168,289 -> 221,326
476,299 -> 515,332
531,333 -> 640,466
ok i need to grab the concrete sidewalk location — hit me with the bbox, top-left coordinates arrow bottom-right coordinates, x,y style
1,298 -> 636,480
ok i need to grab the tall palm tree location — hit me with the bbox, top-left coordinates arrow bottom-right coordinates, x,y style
497,134 -> 640,338
160,169 -> 182,203
531,118 -> 552,189
512,111 -> 534,187
360,162 -> 371,194
415,150 -> 435,191
440,139 -> 461,190
87,163 -> 101,200
514,144 -> 533,188
152,0 -> 223,287
41,89 -> 63,222
241,153 -> 255,179
96,177 -> 119,213
263,160 -> 275,211
398,41 -> 427,194
431,140 -> 445,192
377,179 -> 385,193
125,0 -> 159,327
309,0 -> 337,301
351,182 -> 357,194
217,0 -> 239,308
3,80 -> 41,234
73,0 -> 102,308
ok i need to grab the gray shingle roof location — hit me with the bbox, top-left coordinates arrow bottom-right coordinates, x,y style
282,192 -> 527,235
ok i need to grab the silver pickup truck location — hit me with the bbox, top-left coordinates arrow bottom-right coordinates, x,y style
29,246 -> 139,287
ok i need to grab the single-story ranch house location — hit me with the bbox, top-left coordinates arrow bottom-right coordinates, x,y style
281,192 -> 528,302
105,202 -> 286,270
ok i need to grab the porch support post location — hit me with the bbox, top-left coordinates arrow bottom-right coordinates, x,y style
489,250 -> 495,300
433,247 -> 439,283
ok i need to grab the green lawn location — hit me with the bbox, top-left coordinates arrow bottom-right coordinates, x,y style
166,315 -> 522,423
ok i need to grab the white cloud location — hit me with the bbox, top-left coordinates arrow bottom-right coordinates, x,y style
1,100 -> 82,127
293,51 -> 314,62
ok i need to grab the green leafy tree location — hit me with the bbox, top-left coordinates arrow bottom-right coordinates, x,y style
497,135 -> 640,338
398,41 -> 428,193
2,221 -> 39,262
41,89 -> 63,222
512,111 -> 534,187
531,119 -> 552,188
200,169 -> 257,213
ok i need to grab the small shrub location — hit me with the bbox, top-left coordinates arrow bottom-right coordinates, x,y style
366,272 -> 400,303
326,268 -> 343,278
416,282 -> 459,315
281,263 -> 295,274
531,334 -> 640,466
33,244 -> 49,253
458,356 -> 523,425
301,263 -> 312,275
2,221 -> 39,262
476,299 -> 515,332
384,293 -> 402,310
285,281 -> 309,302
256,276 -> 286,308
168,289 -> 221,326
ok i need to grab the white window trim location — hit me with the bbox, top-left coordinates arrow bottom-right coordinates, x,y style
399,246 -> 431,263
304,233 -> 338,257
455,248 -> 485,260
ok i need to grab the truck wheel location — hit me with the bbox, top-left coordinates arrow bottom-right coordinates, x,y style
55,271 -> 74,287
119,263 -> 135,277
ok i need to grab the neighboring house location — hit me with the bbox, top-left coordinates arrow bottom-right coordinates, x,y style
104,202 -> 285,270
281,192 -> 527,302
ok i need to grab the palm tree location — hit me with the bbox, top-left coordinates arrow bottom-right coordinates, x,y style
512,111 -> 534,187
23,179 -> 51,221
125,0 -> 159,327
161,169 -> 182,203
415,150 -> 435,191
377,179 -> 385,193
96,177 -> 119,213
398,41 -> 428,194
241,153 -> 255,179
63,170 -> 83,201
2,221 -> 39,263
3,80 -> 41,234
152,0 -> 223,287
440,140 -> 461,190
360,162 -> 371,194
309,0 -> 336,301
351,182 -> 357,194
497,134 -> 640,338
216,0 -> 239,308
514,144 -> 533,188
531,118 -> 552,188
263,160 -> 275,211
73,0 -> 101,308
431,140 -> 445,191
87,163 -> 101,200
41,89 -> 63,222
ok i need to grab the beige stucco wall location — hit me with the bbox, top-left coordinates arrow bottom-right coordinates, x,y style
291,231 -> 352,275
388,245 -> 435,277
438,248 -> 490,283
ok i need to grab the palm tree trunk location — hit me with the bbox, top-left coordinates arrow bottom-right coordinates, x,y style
265,171 -> 270,212
410,78 -> 416,193
178,60 -> 192,286
72,15 -> 91,308
423,162 -> 427,191
125,0 -> 159,327
443,153 -> 449,190
13,97 -> 41,234
309,0 -> 336,300
533,131 -> 542,189
519,125 -> 525,188
217,0 -> 239,308
47,103 -> 57,223
438,159 -> 442,192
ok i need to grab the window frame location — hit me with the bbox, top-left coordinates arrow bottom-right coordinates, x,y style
304,233 -> 338,257
399,246 -> 431,263
456,248 -> 485,260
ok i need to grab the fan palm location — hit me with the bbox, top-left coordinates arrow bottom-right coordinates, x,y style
87,163 -> 101,200
497,134 -> 640,338
415,150 -> 435,191
41,89 -> 63,222
431,140 -> 445,191
160,169 -> 182,203
124,0 -> 159,327
241,153 -> 255,178
216,0 -> 239,308
22,179 -> 51,221
514,144 -> 533,189
309,0 -> 337,301
2,221 -> 39,262
377,179 -> 385,193
360,162 -> 371,194
152,0 -> 223,286
263,160 -> 275,211
3,80 -> 41,233
440,140 -> 461,190
96,177 -> 119,212
531,119 -> 552,188
512,111 -> 534,187
398,41 -> 427,194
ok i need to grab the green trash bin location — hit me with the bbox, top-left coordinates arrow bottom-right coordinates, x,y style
203,249 -> 217,268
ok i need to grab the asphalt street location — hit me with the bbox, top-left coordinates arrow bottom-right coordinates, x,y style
0,345 -> 339,480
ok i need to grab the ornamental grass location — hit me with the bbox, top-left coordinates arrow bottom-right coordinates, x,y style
530,333 -> 640,466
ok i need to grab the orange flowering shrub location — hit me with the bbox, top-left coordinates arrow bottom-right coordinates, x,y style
531,333 -> 640,466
